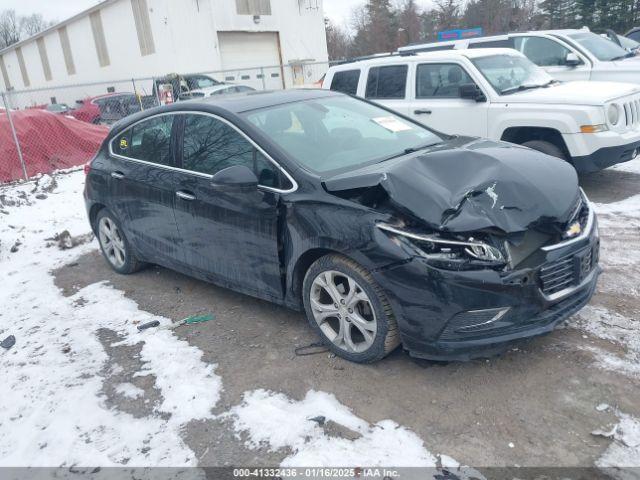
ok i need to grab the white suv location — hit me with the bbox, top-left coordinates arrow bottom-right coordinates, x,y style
323,48 -> 640,172
398,29 -> 640,85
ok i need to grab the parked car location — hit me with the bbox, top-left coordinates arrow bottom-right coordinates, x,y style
626,27 -> 640,43
399,29 -> 640,84
152,73 -> 225,102
184,84 -> 255,100
46,103 -> 72,114
84,89 -> 600,363
324,48 -> 640,173
72,93 -> 142,124
603,29 -> 640,55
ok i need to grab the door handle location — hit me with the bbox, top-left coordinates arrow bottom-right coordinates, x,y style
111,171 -> 125,179
414,109 -> 432,115
176,190 -> 196,201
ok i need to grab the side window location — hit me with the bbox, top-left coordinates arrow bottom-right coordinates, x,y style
181,114 -> 291,190
365,65 -> 408,99
514,36 -> 571,66
111,115 -> 174,166
416,64 -> 474,98
330,70 -> 361,95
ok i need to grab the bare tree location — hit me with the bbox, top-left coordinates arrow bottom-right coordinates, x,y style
0,10 -> 20,49
20,13 -> 54,38
325,18 -> 352,61
396,0 -> 422,46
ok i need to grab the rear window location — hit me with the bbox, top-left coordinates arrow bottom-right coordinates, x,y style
330,70 -> 361,95
365,65 -> 408,99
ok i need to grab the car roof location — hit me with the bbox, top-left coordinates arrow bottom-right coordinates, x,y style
329,48 -> 523,70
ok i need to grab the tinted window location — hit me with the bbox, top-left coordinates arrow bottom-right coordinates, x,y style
514,36 -> 571,66
469,38 -> 515,49
416,64 -> 474,98
112,115 -> 174,165
566,32 -> 629,61
628,31 -> 640,42
365,65 -> 408,99
330,70 -> 361,95
181,114 -> 289,189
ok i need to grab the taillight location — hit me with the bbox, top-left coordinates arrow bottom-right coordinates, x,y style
84,160 -> 92,175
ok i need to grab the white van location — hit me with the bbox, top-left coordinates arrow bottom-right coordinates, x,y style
322,48 -> 640,172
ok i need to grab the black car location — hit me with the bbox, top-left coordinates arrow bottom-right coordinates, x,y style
84,89 -> 600,363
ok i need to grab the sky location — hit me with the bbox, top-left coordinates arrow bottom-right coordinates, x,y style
1,0 -> 434,30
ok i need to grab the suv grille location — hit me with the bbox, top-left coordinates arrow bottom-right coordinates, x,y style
539,242 -> 599,296
623,98 -> 640,127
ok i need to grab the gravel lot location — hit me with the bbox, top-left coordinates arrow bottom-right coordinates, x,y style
48,163 -> 640,471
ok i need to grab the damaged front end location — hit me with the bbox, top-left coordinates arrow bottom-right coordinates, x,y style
324,139 -> 601,360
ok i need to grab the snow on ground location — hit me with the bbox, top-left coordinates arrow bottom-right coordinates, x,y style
0,171 -> 478,471
226,389 -> 484,478
594,408 -> 640,478
0,172 -> 221,466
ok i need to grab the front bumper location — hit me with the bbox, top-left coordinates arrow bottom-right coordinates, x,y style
565,134 -> 640,172
373,212 -> 601,361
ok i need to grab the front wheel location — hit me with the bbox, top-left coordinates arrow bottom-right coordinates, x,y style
96,209 -> 143,274
302,254 -> 400,363
522,140 -> 567,161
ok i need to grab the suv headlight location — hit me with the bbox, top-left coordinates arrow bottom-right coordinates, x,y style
377,222 -> 506,271
607,104 -> 620,125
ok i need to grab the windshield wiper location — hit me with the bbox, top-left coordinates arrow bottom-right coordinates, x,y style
610,52 -> 635,61
501,83 -> 549,95
376,141 -> 442,163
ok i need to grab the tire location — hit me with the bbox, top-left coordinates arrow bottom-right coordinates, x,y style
302,254 -> 400,363
95,209 -> 143,274
522,140 -> 567,161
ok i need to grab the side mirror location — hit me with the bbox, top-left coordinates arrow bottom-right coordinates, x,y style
210,165 -> 258,191
565,52 -> 582,67
459,84 -> 487,102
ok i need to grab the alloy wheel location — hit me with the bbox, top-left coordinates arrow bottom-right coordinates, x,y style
310,270 -> 377,353
98,216 -> 126,269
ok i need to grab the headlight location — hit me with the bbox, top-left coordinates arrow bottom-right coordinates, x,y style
607,104 -> 620,125
377,222 -> 506,270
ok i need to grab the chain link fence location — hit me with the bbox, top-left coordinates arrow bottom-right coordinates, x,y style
0,61 -> 332,184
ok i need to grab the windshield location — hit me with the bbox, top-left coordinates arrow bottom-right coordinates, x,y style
618,34 -> 640,50
187,75 -> 221,89
471,54 -> 553,95
567,32 -> 630,60
243,96 -> 442,174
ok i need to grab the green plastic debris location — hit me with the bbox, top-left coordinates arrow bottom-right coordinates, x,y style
183,313 -> 215,325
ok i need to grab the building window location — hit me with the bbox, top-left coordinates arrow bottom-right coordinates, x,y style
236,0 -> 271,15
15,47 -> 30,87
36,38 -> 53,81
58,26 -> 76,75
131,0 -> 155,56
90,10 -> 111,67
0,55 -> 11,90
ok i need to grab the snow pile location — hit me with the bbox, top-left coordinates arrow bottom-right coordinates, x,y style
226,389 -> 483,478
575,306 -> 640,378
596,410 -> 640,477
0,171 -> 222,466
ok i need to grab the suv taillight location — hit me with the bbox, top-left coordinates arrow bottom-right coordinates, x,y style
83,160 -> 92,175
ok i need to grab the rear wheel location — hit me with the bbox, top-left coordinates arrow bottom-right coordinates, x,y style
302,254 -> 400,363
96,209 -> 143,274
522,140 -> 567,161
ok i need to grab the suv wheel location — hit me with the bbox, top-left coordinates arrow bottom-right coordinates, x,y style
522,140 -> 567,161
302,254 -> 400,363
96,209 -> 143,274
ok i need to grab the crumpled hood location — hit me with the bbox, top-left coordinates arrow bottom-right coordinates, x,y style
323,138 -> 580,234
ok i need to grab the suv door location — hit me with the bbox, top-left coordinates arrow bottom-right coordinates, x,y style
172,113 -> 291,301
513,36 -> 591,81
363,64 -> 409,113
406,62 -> 488,137
108,114 -> 184,267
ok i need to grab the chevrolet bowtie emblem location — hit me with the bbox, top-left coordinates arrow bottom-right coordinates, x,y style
566,221 -> 582,238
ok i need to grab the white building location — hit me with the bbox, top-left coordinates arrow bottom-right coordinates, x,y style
0,0 -> 328,107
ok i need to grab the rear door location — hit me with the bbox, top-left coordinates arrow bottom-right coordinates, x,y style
363,64 -> 410,114
172,113 -> 291,301
406,62 -> 488,137
513,36 -> 591,81
108,114 -> 183,267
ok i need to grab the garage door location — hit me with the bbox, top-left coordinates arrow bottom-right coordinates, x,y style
218,32 -> 284,90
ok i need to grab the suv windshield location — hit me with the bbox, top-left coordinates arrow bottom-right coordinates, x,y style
471,54 -> 554,95
567,32 -> 631,60
243,96 -> 442,174
186,75 -> 221,89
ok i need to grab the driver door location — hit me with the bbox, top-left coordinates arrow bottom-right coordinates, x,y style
405,62 -> 488,138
